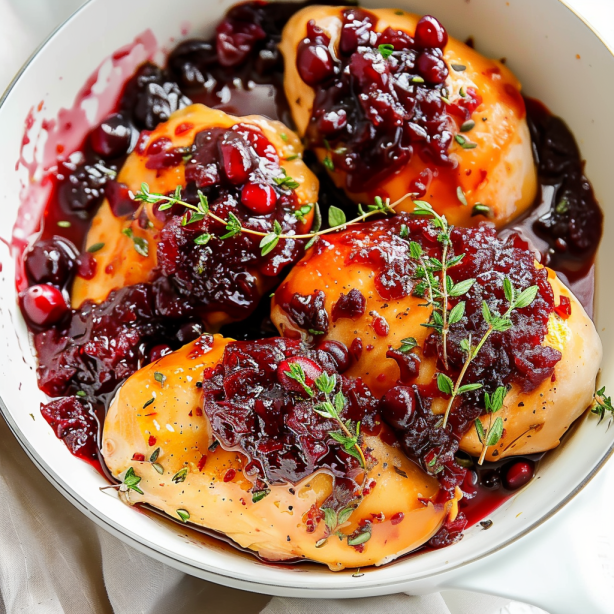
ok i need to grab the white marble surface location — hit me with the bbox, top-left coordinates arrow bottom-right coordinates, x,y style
0,1 -> 611,612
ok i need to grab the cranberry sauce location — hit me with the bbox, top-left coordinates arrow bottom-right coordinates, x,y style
154,122 -> 304,319
297,10 -> 479,193
503,98 -> 602,311
15,0 -> 603,555
169,1 -> 298,125
282,214 -> 559,504
31,280 -> 209,460
202,337 -> 377,511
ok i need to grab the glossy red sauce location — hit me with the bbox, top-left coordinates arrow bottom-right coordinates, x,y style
12,1 -> 603,556
299,9 -> 480,193
203,337 -> 377,514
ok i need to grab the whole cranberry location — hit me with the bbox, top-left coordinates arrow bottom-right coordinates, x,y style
277,356 -> 323,393
414,15 -> 448,49
318,109 -> 347,135
24,237 -> 77,286
416,52 -> 447,84
482,470 -> 502,490
503,460 -> 534,490
219,134 -> 253,184
296,42 -> 335,86
241,182 -> 277,215
76,252 -> 97,280
21,284 -> 68,327
380,386 -> 415,430
58,163 -> 107,213
316,340 -> 351,373
90,114 -> 133,158
176,321 -> 204,344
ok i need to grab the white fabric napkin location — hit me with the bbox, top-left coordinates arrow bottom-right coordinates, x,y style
0,0 -> 611,612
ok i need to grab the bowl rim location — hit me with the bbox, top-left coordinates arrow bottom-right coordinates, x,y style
1,0 -> 613,594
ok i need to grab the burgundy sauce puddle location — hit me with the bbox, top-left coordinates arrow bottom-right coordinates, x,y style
12,1 -> 602,562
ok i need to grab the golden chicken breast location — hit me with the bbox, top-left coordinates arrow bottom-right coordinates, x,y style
271,213 -> 601,462
279,7 -> 537,227
102,334 -> 461,570
72,104 -> 319,329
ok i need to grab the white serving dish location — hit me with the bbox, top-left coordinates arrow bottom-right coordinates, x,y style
0,0 -> 612,611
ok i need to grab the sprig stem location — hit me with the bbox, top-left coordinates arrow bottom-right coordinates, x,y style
478,413 -> 493,465
440,280 -> 539,429
440,238 -> 450,369
134,183 -> 412,253
441,334 -> 476,428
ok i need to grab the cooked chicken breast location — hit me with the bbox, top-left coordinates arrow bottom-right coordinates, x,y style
72,104 -> 319,328
102,335 -> 460,570
271,215 -> 601,459
280,7 -> 537,227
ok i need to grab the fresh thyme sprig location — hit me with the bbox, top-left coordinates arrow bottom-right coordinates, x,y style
475,386 -> 508,464
408,200 -> 475,369
591,387 -> 614,424
313,372 -> 367,469
438,278 -> 539,429
283,363 -> 372,548
283,366 -> 367,469
133,183 -> 410,257
99,467 -> 143,496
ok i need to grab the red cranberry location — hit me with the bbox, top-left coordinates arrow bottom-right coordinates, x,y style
503,461 -> 534,490
414,15 -> 448,49
40,397 -> 98,460
232,123 -> 278,162
216,13 -> 266,67
380,386 -> 415,430
482,470 -> 502,490
554,295 -> 572,319
386,348 -> 420,383
149,344 -> 173,363
316,340 -> 351,373
296,42 -> 335,86
58,162 -> 107,212
241,182 -> 277,214
76,252 -> 97,280
90,113 -> 133,158
106,180 -> 139,218
220,134 -> 253,184
176,321 -> 204,344
21,284 -> 68,327
416,52 -> 447,84
24,237 -> 77,286
277,356 -> 323,393
373,315 -> 389,336
391,512 -> 404,525
332,288 -> 366,322
318,110 -> 347,135
350,338 -> 363,362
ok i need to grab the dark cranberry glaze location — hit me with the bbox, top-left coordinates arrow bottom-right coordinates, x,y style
331,288 -> 366,322
34,281 -> 203,400
16,0 -> 604,559
283,214 -> 560,501
298,11 -> 479,192
167,1 -> 315,125
40,397 -> 99,460
154,122 -> 305,319
279,290 -> 330,335
505,98 -> 603,309
202,337 -> 378,506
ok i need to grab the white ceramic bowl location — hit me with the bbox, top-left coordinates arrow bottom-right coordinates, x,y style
0,0 -> 613,611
